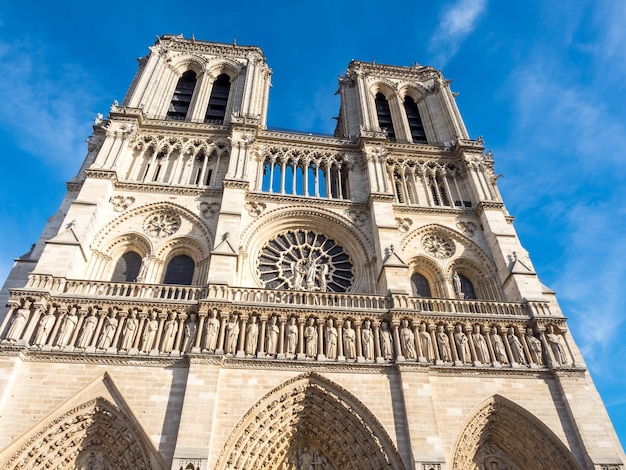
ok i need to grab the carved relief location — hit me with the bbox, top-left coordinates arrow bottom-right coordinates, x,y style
456,220 -> 478,236
245,201 -> 266,217
395,217 -> 413,233
110,195 -> 136,212
143,211 -> 181,238
198,201 -> 220,217
422,234 -> 455,259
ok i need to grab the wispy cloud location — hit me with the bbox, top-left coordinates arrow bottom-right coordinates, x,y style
428,0 -> 487,66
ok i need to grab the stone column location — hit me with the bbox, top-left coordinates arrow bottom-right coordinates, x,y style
257,315 -> 267,358
337,321 -> 345,362
277,316 -> 286,359
194,311 -> 207,352
355,320 -> 364,362
317,318 -> 325,361
151,312 -> 167,355
0,302 -> 18,338
216,313 -> 228,354
236,314 -> 248,358
43,307 -> 65,351
373,321 -> 382,363
447,325 -> 460,365
173,313 -> 187,355
110,310 -> 126,353
429,324 -> 442,364
413,322 -> 424,361
87,309 -> 106,353
465,324 -> 479,366
297,317 -> 305,360
21,302 -> 44,347
132,312 -> 148,351
501,327 -> 515,367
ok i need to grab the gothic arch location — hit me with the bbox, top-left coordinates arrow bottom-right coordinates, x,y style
451,394 -> 582,470
216,372 -> 405,470
169,54 -> 208,75
408,255 -> 446,297
240,207 -> 374,293
206,58 -> 243,80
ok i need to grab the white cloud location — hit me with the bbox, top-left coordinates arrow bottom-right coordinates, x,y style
429,0 -> 487,66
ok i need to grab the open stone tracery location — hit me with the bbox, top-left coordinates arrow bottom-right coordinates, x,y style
258,229 -> 354,292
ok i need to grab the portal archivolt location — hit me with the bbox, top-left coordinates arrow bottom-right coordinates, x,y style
451,394 -> 582,470
216,372 -> 405,470
2,397 -> 161,470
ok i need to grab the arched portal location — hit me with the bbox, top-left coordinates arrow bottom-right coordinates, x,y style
451,395 -> 582,470
216,373 -> 405,470
3,397 -> 164,470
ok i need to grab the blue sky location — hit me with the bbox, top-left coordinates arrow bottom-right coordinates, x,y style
1,0 -> 625,449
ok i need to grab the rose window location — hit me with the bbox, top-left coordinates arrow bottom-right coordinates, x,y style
258,230 -> 353,292
422,234 -> 455,259
144,212 -> 181,238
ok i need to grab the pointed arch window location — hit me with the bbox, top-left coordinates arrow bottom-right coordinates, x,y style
111,251 -> 142,283
459,274 -> 477,300
404,96 -> 427,143
375,93 -> 396,141
166,70 -> 197,121
163,255 -> 195,285
411,273 -> 432,298
205,74 -> 231,124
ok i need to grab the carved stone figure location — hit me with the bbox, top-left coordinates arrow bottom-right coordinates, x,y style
343,320 -> 356,359
304,318 -> 317,358
203,310 -> 220,352
380,322 -> 393,360
319,263 -> 329,292
181,313 -> 197,353
57,308 -> 78,348
266,316 -> 279,355
286,317 -> 298,356
453,271 -> 463,299
508,327 -> 526,364
291,260 -> 304,290
305,257 -> 318,290
141,312 -> 159,353
161,312 -> 178,353
325,319 -> 338,359
76,311 -> 98,349
454,324 -> 471,363
437,325 -> 452,362
245,316 -> 259,356
491,327 -> 508,363
96,311 -> 118,349
400,320 -> 416,359
527,328 -> 543,365
33,309 -> 56,347
419,323 -> 435,361
4,307 -> 29,343
225,314 -> 239,354
120,311 -> 138,351
362,320 -> 374,360
472,324 -> 490,364
546,325 -> 568,364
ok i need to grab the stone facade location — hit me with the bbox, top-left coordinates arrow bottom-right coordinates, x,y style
0,35 -> 623,469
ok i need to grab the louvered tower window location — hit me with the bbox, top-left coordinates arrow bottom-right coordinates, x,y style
375,93 -> 396,141
205,74 -> 231,124
166,71 -> 197,121
404,96 -> 427,143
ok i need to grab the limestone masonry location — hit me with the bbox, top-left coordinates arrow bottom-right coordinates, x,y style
0,35 -> 623,470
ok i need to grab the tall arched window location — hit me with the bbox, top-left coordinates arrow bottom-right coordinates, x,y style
205,74 -> 231,124
459,274 -> 477,300
404,96 -> 427,143
411,273 -> 432,298
111,251 -> 142,283
163,255 -> 195,285
375,93 -> 396,141
166,71 -> 197,121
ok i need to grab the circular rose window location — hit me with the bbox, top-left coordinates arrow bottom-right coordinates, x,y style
258,230 -> 353,292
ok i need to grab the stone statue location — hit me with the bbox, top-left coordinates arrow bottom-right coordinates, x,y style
380,322 -> 393,360
266,316 -> 279,355
546,325 -> 568,364
56,308 -> 78,348
225,314 -> 239,354
4,307 -> 29,343
400,320 -> 416,359
508,327 -> 526,364
437,325 -> 452,362
76,311 -> 98,349
472,324 -> 490,364
343,320 -> 356,359
181,313 -> 197,353
286,317 -> 298,357
136,255 -> 150,282
245,316 -> 259,356
304,318 -> 317,358
120,311 -> 139,351
491,327 -> 508,363
419,323 -> 435,361
305,257 -> 318,290
96,311 -> 118,349
33,309 -> 56,347
141,312 -> 159,353
453,271 -> 463,299
325,319 -> 338,359
161,312 -> 178,353
362,320 -> 374,361
319,263 -> 329,292
454,324 -> 472,363
291,260 -> 304,290
526,328 -> 543,365
203,310 -> 220,352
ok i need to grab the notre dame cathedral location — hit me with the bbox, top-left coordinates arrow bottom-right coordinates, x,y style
0,35 -> 623,470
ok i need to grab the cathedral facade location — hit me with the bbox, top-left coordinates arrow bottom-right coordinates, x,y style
0,35 -> 623,470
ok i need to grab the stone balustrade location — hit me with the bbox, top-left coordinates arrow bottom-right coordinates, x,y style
0,296 -> 576,369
